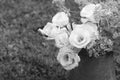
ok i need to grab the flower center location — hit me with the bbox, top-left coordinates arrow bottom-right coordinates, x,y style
64,54 -> 69,62
77,36 -> 84,42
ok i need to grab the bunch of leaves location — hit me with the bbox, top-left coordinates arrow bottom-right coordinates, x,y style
87,36 -> 113,57
92,1 -> 120,79
95,0 -> 120,60
94,0 -> 119,26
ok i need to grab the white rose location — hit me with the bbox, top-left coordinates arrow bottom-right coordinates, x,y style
69,23 -> 99,48
38,22 -> 66,39
80,3 -> 102,23
55,31 -> 69,48
52,12 -> 69,27
57,47 -> 80,70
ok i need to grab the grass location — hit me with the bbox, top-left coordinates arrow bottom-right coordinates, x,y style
0,0 -> 68,80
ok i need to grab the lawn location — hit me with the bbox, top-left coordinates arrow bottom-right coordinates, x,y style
0,0 -> 68,80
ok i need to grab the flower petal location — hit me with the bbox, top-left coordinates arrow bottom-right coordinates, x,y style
55,31 -> 69,48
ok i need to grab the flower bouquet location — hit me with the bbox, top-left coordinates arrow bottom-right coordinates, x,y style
38,0 -> 120,79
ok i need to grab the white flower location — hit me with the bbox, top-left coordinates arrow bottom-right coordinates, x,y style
80,3 -> 102,23
52,12 -> 69,27
69,23 -> 99,48
57,47 -> 80,70
38,22 -> 66,39
69,26 -> 91,48
55,31 -> 69,48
